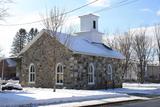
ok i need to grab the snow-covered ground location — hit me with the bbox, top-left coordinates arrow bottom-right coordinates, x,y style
0,83 -> 160,107
0,88 -> 132,106
0,88 -> 129,106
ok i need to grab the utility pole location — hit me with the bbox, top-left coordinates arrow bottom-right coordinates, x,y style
1,59 -> 4,80
0,58 -> 5,91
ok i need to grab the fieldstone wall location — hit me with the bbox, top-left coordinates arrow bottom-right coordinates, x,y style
65,55 -> 122,89
20,32 -> 122,89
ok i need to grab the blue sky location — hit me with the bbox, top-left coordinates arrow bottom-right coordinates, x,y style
0,0 -> 160,56
10,0 -> 160,32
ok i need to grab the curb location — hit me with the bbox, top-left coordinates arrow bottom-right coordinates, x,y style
79,98 -> 145,107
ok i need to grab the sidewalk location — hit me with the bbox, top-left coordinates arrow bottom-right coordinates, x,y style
40,96 -> 149,107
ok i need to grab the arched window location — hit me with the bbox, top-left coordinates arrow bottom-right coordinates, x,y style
56,63 -> 63,85
29,63 -> 36,83
107,64 -> 112,81
88,63 -> 95,85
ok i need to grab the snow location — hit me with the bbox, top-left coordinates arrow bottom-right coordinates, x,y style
1,83 -> 160,106
1,82 -> 160,106
105,83 -> 160,96
2,82 -> 22,90
58,32 -> 125,59
123,83 -> 160,89
40,96 -> 148,107
0,88 -> 129,106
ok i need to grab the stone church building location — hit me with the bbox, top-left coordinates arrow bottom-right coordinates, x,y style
18,14 -> 125,89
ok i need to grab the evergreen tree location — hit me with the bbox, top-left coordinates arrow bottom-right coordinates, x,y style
11,28 -> 27,56
27,28 -> 38,43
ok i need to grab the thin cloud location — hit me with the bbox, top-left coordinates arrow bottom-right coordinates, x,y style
140,8 -> 153,13
87,0 -> 110,7
156,10 -> 160,16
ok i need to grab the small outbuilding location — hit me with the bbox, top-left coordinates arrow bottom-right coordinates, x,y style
0,58 -> 17,80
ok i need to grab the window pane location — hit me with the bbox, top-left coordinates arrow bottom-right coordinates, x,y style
56,63 -> 63,84
57,66 -> 60,73
32,74 -> 35,82
60,66 -> 63,73
30,74 -> 33,82
29,64 -> 36,83
57,74 -> 59,83
90,75 -> 93,82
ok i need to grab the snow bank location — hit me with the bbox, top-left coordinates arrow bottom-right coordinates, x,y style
1,83 -> 160,106
123,83 -> 160,89
110,83 -> 160,95
2,82 -> 22,90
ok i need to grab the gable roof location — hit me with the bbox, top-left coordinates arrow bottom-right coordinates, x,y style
19,29 -> 125,59
18,29 -> 46,56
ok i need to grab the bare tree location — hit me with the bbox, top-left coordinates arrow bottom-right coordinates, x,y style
105,30 -> 133,80
42,7 -> 66,36
42,7 -> 66,92
63,25 -> 78,47
0,0 -> 13,21
0,47 -> 3,58
132,28 -> 154,83
105,37 -> 119,50
154,24 -> 160,66
117,31 -> 134,80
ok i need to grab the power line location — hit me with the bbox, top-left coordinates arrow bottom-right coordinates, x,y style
93,0 -> 139,13
64,0 -> 99,14
0,0 -> 140,27
0,0 -> 99,26
70,0 -> 140,20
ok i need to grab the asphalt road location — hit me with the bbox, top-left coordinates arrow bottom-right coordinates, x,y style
94,98 -> 160,107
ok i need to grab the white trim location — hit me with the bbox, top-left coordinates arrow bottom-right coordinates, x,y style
28,63 -> 36,84
55,63 -> 64,85
107,64 -> 112,80
88,63 -> 95,85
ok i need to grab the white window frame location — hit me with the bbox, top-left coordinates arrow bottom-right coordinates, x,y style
56,63 -> 64,85
107,64 -> 113,80
88,63 -> 95,85
28,63 -> 36,84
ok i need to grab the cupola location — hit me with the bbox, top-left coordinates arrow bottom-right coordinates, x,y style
79,14 -> 99,32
